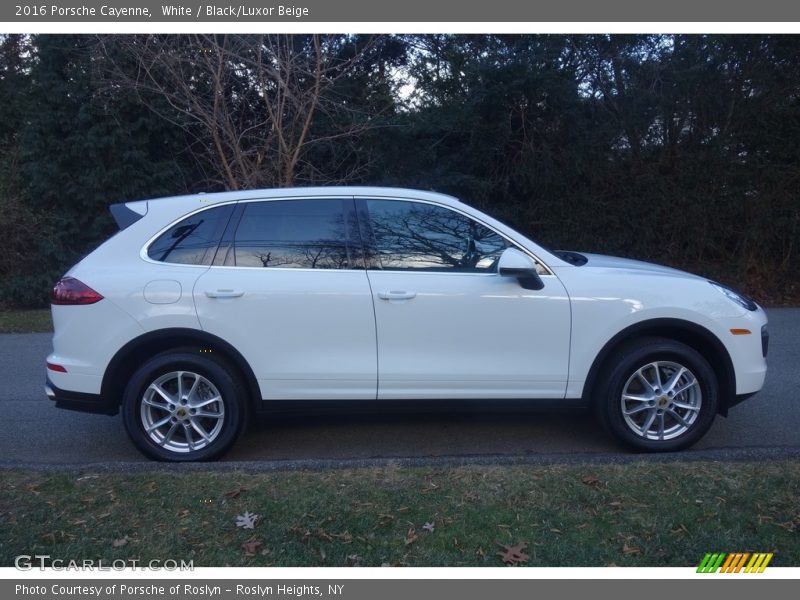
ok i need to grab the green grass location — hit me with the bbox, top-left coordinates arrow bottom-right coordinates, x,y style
0,309 -> 52,333
1,462 -> 798,567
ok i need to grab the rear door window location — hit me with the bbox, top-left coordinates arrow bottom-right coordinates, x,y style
225,199 -> 360,269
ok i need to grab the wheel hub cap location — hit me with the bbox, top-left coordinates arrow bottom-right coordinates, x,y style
140,370 -> 226,453
620,360 -> 702,441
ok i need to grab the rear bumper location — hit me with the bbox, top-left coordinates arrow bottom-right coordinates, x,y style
45,378 -> 118,416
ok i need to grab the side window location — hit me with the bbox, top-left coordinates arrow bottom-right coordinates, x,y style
364,200 -> 508,272
147,204 -> 233,265
228,199 -> 356,269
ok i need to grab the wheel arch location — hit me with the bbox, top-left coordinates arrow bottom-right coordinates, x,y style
582,318 -> 736,416
101,328 -> 262,412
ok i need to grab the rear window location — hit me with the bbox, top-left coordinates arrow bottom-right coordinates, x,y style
147,205 -> 234,265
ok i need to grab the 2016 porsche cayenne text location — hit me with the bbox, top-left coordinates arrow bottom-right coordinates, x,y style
46,187 -> 768,461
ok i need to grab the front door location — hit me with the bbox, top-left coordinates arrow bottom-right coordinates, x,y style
358,198 -> 571,400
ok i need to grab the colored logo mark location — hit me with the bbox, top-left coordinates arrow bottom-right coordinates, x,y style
697,552 -> 773,573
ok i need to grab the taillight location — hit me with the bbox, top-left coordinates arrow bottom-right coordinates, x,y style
51,277 -> 104,305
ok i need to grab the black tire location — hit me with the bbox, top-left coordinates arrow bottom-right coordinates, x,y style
122,350 -> 246,461
594,337 -> 719,452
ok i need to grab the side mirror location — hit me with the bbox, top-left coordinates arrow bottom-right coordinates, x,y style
497,248 -> 545,291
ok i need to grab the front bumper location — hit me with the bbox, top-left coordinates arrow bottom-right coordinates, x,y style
45,378 -> 118,416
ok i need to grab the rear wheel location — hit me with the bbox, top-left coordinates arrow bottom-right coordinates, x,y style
595,338 -> 719,451
122,351 -> 245,461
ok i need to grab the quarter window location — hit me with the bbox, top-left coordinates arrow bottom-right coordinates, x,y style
147,205 -> 233,265
364,200 -> 508,272
228,199 -> 355,269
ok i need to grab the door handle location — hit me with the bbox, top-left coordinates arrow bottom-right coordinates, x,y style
205,289 -> 245,299
377,290 -> 417,301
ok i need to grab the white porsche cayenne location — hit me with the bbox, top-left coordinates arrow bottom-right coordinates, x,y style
46,187 -> 768,461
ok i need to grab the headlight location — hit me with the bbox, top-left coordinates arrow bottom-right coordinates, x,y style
709,282 -> 758,311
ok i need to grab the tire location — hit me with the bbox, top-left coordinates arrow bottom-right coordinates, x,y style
122,350 -> 246,461
594,337 -> 719,452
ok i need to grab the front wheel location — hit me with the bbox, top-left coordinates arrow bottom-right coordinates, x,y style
596,338 -> 719,452
122,351 -> 245,461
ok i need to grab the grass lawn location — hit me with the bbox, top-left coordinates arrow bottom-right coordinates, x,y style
1,461 -> 798,567
0,309 -> 52,333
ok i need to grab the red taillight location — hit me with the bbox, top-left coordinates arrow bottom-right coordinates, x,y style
51,277 -> 104,305
47,362 -> 67,373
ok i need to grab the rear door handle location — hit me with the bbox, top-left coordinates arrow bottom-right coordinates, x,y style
205,289 -> 245,299
377,290 -> 417,301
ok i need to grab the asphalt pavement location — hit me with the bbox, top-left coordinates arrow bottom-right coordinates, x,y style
1,308 -> 798,469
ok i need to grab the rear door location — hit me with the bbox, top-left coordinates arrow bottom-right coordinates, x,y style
193,197 -> 378,401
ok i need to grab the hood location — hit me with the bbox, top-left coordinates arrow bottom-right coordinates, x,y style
562,252 -> 701,279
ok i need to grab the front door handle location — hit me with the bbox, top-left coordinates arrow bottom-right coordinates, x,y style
205,289 -> 245,299
377,290 -> 417,301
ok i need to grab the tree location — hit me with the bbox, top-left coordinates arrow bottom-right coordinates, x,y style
103,34 -> 396,189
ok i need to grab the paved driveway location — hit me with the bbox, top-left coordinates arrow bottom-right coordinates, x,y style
1,309 -> 798,466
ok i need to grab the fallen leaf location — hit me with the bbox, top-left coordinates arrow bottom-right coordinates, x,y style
334,530 -> 353,543
776,521 -> 796,532
112,536 -> 128,548
582,474 -> 601,487
622,543 -> 641,555
404,526 -> 417,545
378,513 -> 395,527
235,511 -> 259,529
423,522 -> 435,533
550,528 -> 563,534
241,540 -> 262,556
497,542 -> 529,565
225,488 -> 247,499
421,481 -> 439,493
670,524 -> 690,536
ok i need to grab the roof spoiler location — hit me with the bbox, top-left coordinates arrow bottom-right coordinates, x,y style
109,201 -> 148,230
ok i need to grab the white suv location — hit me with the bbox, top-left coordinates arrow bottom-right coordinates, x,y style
46,187 -> 768,461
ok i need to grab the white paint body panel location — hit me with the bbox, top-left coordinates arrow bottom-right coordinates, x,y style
553,258 -> 768,398
193,267 -> 378,400
47,187 -> 767,411
367,271 -> 570,399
